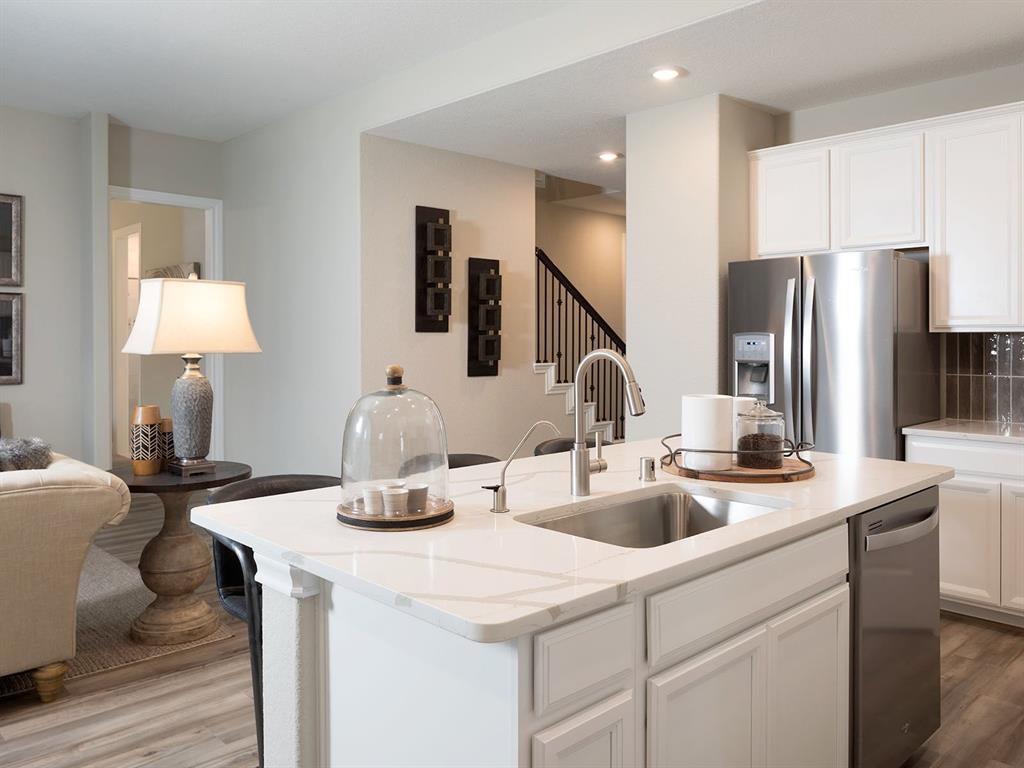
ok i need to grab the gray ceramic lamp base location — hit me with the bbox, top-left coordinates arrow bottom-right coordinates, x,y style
170,354 -> 215,476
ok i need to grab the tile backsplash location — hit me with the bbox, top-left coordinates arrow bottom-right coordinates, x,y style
943,332 -> 1024,424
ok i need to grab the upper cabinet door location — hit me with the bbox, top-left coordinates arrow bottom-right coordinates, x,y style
1001,482 -> 1024,612
752,148 -> 830,257
928,112 -> 1023,329
831,133 -> 924,250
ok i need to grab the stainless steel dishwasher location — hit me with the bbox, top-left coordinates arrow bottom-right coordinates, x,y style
849,486 -> 940,768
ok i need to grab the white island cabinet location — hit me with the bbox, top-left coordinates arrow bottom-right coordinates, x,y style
193,439 -> 951,767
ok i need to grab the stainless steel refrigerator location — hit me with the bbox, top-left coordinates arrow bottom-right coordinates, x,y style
727,250 -> 939,459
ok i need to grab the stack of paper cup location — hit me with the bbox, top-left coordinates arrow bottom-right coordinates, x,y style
732,396 -> 757,452
681,394 -> 734,471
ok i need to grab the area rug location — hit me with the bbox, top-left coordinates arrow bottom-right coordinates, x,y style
0,545 -> 233,697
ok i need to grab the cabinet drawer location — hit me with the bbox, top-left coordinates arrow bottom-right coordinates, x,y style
646,525 -> 848,669
534,603 -> 634,716
905,435 -> 1024,478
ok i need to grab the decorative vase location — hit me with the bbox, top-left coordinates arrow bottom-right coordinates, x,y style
130,405 -> 162,476
159,417 -> 175,469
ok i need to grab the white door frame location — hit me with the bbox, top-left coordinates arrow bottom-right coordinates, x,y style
108,186 -> 226,460
111,223 -> 142,457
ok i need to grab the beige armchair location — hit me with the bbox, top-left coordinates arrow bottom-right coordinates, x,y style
0,454 -> 130,701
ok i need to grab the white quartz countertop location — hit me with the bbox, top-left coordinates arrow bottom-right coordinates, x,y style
193,439 -> 952,643
902,419 -> 1024,445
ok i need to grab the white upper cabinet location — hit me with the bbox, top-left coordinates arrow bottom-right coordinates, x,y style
927,112 -> 1023,329
752,148 -> 830,256
831,133 -> 924,250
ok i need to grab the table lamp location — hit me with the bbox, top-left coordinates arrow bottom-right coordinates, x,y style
122,275 -> 261,475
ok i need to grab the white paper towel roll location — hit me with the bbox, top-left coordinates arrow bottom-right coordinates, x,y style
732,396 -> 757,451
681,394 -> 734,471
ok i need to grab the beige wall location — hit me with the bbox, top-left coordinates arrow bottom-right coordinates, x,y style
109,123 -> 222,198
535,201 -> 626,338
110,200 -> 206,419
360,135 -> 573,459
775,63 -> 1024,144
0,106 -> 90,456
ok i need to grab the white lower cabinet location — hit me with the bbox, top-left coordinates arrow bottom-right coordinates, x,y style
1001,482 -> 1024,611
766,586 -> 850,768
532,691 -> 635,768
647,585 -> 850,768
937,475 -> 1002,606
648,626 -> 768,768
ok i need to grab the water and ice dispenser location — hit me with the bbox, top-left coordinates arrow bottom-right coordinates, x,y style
733,333 -> 774,402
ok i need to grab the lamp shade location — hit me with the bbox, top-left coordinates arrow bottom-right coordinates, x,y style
122,278 -> 261,355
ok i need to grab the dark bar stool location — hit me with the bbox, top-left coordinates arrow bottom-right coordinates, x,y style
448,452 -> 499,468
533,437 -> 595,456
207,474 -> 340,768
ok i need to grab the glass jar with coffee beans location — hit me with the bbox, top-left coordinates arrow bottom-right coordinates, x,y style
735,400 -> 785,469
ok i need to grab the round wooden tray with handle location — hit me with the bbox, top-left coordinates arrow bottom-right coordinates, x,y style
660,457 -> 814,483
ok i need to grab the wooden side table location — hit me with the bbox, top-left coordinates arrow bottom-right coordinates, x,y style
113,462 -> 252,645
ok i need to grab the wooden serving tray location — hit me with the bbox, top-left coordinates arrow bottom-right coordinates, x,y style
660,457 -> 815,483
336,499 -> 455,531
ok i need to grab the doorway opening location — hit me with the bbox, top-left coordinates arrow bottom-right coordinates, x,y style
534,171 -> 627,438
108,187 -> 224,465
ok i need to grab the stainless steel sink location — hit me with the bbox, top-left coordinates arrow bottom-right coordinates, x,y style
523,491 -> 779,548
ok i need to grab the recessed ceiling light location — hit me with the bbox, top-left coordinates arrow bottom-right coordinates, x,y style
651,66 -> 683,82
598,151 -> 622,162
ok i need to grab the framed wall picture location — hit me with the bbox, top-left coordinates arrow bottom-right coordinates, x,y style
0,293 -> 22,384
0,194 -> 23,287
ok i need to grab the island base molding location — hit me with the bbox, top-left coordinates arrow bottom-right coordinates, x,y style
255,554 -> 323,768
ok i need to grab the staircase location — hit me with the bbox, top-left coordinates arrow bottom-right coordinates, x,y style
534,247 -> 626,441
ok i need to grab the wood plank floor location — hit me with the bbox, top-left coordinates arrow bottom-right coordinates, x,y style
0,493 -> 258,768
2,495 -> 1022,767
905,612 -> 1024,768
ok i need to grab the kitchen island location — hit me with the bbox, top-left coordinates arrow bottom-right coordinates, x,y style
194,439 -> 952,768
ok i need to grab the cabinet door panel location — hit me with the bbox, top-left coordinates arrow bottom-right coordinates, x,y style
1001,482 -> 1024,612
647,627 -> 767,768
832,133 -> 924,249
753,148 -> 830,256
938,475 -> 1002,605
928,113 -> 1023,328
532,691 -> 635,768
767,585 -> 849,768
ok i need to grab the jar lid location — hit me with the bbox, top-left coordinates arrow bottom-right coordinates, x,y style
741,400 -> 783,421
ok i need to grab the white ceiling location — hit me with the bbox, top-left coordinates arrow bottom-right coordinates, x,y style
0,0 -> 563,141
372,0 -> 1024,190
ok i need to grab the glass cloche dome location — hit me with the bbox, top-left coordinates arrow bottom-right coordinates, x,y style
337,365 -> 454,530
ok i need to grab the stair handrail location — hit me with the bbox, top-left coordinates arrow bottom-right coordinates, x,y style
535,247 -> 625,352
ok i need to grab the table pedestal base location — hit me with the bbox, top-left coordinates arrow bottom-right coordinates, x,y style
131,490 -> 220,646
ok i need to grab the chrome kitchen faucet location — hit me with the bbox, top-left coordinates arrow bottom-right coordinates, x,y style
570,349 -> 646,496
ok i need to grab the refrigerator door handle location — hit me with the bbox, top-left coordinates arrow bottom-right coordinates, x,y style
782,278 -> 796,444
864,509 -> 938,552
802,277 -> 815,446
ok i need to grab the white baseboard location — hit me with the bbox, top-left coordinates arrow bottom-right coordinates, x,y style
940,598 -> 1024,629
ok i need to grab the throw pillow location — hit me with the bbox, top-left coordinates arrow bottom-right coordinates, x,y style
0,437 -> 52,471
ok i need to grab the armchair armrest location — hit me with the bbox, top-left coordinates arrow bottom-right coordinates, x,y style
0,454 -> 130,525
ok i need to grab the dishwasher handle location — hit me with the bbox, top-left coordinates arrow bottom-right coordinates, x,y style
864,509 -> 938,552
